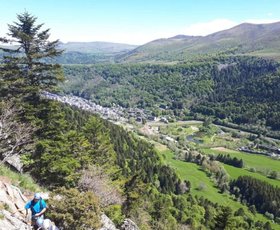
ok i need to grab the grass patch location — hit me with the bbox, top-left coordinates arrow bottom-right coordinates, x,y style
223,164 -> 280,187
201,148 -> 280,172
160,149 -> 240,207
155,122 -> 201,137
152,140 -> 239,206
0,165 -> 42,192
201,148 -> 280,187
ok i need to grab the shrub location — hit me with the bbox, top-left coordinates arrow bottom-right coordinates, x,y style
104,204 -> 124,227
47,187 -> 101,230
268,171 -> 278,179
78,166 -> 124,207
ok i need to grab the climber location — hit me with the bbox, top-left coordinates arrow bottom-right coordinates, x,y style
36,218 -> 59,230
25,193 -> 47,228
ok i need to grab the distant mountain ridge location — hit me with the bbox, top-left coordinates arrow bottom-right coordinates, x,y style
2,22 -> 280,64
53,41 -> 138,64
59,41 -> 138,54
117,21 -> 280,63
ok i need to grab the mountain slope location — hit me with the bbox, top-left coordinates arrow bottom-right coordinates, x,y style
59,41 -> 138,54
117,21 -> 280,63
54,42 -> 138,64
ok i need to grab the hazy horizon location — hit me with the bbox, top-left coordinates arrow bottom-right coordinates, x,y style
0,0 -> 280,45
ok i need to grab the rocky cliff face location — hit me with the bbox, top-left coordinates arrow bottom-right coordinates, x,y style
0,178 -> 30,229
0,177 -> 139,230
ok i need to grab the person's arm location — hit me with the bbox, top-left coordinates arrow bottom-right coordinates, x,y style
35,199 -> 47,217
34,207 -> 46,217
24,201 -> 31,217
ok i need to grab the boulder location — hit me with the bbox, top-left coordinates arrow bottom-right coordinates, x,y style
99,213 -> 118,230
0,180 -> 31,229
121,219 -> 139,230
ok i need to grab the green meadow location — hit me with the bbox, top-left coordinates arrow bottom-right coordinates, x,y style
223,164 -> 280,187
201,147 -> 280,187
201,147 -> 280,173
154,144 -> 280,229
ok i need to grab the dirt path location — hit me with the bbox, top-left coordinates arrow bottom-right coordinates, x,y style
211,147 -> 230,152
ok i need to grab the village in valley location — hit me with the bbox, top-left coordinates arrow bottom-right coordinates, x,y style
42,92 -> 280,160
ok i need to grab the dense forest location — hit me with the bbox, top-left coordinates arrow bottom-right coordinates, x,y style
61,62 -> 214,108
192,57 -> 280,130
61,56 -> 280,133
230,176 -> 280,221
215,154 -> 244,168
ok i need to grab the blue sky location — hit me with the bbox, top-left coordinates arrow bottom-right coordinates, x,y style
0,0 -> 279,44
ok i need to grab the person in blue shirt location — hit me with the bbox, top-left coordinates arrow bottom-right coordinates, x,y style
25,193 -> 47,228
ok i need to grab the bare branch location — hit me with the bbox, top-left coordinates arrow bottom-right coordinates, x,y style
78,165 -> 124,207
0,101 -> 35,168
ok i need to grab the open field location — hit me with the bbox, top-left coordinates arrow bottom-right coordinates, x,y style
161,148 -> 232,205
223,164 -> 280,187
152,143 -> 280,229
201,147 -> 280,173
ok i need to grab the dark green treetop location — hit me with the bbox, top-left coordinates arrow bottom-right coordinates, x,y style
0,11 -> 64,100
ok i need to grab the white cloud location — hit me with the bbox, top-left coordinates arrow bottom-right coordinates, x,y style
267,12 -> 273,17
183,19 -> 238,36
244,19 -> 279,24
182,18 -> 280,37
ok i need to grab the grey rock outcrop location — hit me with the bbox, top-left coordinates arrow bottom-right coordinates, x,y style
0,175 -> 139,230
0,210 -> 29,230
0,180 -> 31,230
99,213 -> 118,230
99,215 -> 140,230
121,219 -> 139,230
5,154 -> 23,172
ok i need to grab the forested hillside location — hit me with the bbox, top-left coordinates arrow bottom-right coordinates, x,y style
7,98 -> 274,229
192,56 -> 280,131
61,56 -> 280,134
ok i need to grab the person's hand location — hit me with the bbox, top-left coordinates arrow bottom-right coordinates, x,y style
35,213 -> 40,217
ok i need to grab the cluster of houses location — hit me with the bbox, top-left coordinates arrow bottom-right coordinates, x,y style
42,92 -> 125,121
41,92 -> 170,125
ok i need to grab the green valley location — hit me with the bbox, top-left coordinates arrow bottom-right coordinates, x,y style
129,119 -> 280,229
1,9 -> 280,230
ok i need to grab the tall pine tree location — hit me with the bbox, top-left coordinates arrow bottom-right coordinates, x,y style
0,11 -> 64,101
